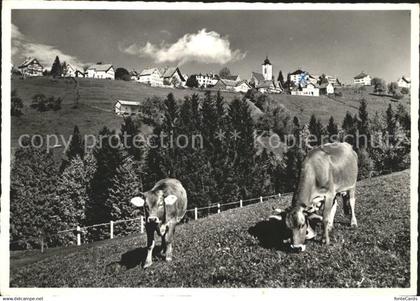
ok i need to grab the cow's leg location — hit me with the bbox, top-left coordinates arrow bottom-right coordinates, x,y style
349,188 -> 357,228
164,222 -> 176,262
144,223 -> 155,268
322,192 -> 336,245
160,232 -> 167,256
342,192 -> 350,216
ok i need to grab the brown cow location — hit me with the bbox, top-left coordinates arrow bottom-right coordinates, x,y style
131,178 -> 187,268
275,142 -> 358,252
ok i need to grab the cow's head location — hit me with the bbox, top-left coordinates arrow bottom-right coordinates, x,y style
275,206 -> 322,252
130,191 -> 178,232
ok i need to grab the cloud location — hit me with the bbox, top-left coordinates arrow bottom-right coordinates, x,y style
122,29 -> 246,65
12,23 -> 86,70
159,29 -> 171,36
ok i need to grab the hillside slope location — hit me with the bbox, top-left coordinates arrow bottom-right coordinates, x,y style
10,170 -> 411,288
11,77 -> 409,149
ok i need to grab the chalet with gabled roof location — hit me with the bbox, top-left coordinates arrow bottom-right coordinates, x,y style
18,57 -> 43,77
86,63 -> 115,79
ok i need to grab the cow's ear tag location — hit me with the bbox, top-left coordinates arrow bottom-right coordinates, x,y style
164,195 -> 177,205
131,197 -> 145,207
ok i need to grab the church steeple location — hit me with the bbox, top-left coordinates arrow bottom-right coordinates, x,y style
262,56 -> 272,80
263,56 -> 271,65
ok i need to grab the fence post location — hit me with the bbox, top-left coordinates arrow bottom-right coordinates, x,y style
76,226 -> 81,246
110,221 -> 114,239
278,193 -> 281,199
40,236 -> 44,253
260,196 -> 263,203
140,216 -> 144,234
217,203 -> 220,213
239,199 -> 243,208
194,207 -> 198,220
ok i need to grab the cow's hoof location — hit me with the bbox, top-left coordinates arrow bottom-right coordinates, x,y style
143,261 -> 153,269
350,223 -> 358,228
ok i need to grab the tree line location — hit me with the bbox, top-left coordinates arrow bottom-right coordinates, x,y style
10,91 -> 410,249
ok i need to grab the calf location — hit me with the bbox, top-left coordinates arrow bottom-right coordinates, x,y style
131,178 -> 187,268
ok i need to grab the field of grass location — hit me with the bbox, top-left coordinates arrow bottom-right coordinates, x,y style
10,170 -> 411,288
10,77 -> 410,150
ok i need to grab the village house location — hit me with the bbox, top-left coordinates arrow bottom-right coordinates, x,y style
221,74 -> 241,82
130,70 -> 140,81
114,100 -> 141,116
397,76 -> 411,89
160,67 -> 186,87
326,75 -> 341,86
249,72 -> 266,87
256,80 -> 282,94
196,73 -> 219,88
319,82 -> 335,95
18,57 -> 44,77
75,70 -> 86,78
62,62 -> 77,77
289,69 -> 309,86
138,68 -> 163,86
86,63 -> 115,79
353,72 -> 371,86
234,80 -> 252,93
291,82 -> 320,97
213,79 -> 237,91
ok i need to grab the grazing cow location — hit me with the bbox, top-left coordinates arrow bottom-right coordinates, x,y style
275,142 -> 358,252
131,178 -> 187,268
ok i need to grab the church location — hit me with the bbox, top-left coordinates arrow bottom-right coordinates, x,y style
249,56 -> 282,94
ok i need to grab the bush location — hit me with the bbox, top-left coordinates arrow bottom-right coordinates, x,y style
357,148 -> 373,180
31,94 -> 48,112
393,92 -> 404,100
401,87 -> 409,95
31,94 -> 62,112
11,90 -> 24,117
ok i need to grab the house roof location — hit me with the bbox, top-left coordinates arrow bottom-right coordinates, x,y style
257,80 -> 275,89
139,68 -> 159,76
251,72 -> 265,82
290,69 -> 306,75
354,72 -> 369,79
18,57 -> 43,68
87,63 -> 113,72
236,80 -> 251,88
116,100 -> 141,106
161,67 -> 185,81
220,79 -> 237,87
221,75 -> 239,81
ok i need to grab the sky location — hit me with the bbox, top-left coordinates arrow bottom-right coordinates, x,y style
11,10 -> 411,83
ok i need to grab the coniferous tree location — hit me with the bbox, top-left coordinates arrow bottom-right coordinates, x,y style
86,127 -> 125,240
308,114 -> 323,146
357,99 -> 370,148
106,156 -> 142,235
10,140 -> 60,249
51,56 -> 62,78
326,116 -> 338,143
55,155 -> 96,245
342,111 -> 357,147
60,126 -> 85,172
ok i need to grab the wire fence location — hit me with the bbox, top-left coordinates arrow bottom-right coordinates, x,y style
9,168 -> 397,251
